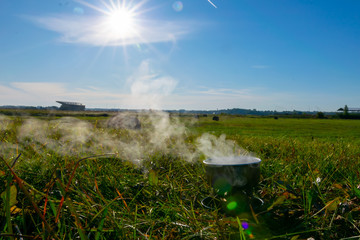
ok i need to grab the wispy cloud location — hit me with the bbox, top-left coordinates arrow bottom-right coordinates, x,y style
251,65 -> 270,69
0,81 -> 257,109
180,87 -> 272,109
190,88 -> 251,96
0,58 -> 178,109
0,82 -> 122,107
11,82 -> 66,95
25,14 -> 192,46
0,82 -> 353,111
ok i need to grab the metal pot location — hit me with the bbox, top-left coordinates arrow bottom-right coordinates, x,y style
203,156 -> 261,196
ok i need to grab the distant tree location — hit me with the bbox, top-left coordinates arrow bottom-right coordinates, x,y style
212,116 -> 219,121
316,112 -> 325,119
344,105 -> 349,115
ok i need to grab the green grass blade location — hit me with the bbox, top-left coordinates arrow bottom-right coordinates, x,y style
236,217 -> 246,240
4,177 -> 14,240
94,207 -> 108,240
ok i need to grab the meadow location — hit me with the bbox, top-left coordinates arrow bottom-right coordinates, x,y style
1,111 -> 360,239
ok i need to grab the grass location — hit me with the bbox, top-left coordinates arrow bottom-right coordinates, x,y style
1,113 -> 360,239
190,115 -> 360,140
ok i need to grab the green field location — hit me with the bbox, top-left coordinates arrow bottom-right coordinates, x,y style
1,112 -> 360,239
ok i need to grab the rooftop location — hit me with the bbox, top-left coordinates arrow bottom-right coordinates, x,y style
56,101 -> 85,106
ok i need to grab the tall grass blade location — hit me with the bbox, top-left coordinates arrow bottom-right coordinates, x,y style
4,175 -> 14,240
236,217 -> 246,240
94,207 -> 108,240
65,198 -> 88,240
0,156 -> 59,240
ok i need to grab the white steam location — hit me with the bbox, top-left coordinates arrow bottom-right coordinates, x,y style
106,112 -> 141,130
0,114 -> 11,131
11,112 -> 196,163
203,156 -> 260,165
126,60 -> 177,109
0,115 -> 18,158
196,133 -> 248,158
0,62 -> 254,166
4,112 -> 252,165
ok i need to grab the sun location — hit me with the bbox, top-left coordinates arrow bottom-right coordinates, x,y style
105,7 -> 136,38
76,0 -> 141,41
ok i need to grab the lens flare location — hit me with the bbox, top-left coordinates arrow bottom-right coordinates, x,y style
227,201 -> 237,210
241,221 -> 249,230
172,1 -> 183,12
73,7 -> 84,15
245,227 -> 254,238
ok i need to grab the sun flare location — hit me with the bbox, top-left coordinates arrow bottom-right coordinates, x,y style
105,7 -> 136,38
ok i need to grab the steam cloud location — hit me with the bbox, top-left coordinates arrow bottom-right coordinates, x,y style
0,114 -> 11,131
197,133 -> 248,158
8,113 -> 184,163
0,61 -> 252,166
1,112 -> 251,166
126,60 -> 178,110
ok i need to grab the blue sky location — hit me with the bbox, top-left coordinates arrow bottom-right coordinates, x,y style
0,0 -> 359,111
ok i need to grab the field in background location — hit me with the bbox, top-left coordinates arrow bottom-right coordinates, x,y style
1,112 -> 360,239
190,115 -> 360,140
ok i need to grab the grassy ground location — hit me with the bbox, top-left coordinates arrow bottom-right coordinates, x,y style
1,113 -> 360,239
189,115 -> 360,140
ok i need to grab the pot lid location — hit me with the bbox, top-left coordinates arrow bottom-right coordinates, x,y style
203,156 -> 261,166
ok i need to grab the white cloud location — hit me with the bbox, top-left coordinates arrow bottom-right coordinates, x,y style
251,65 -> 270,69
190,88 -> 252,96
0,84 -> 21,97
26,14 -> 191,46
0,60 -> 178,109
167,87 -> 275,110
11,82 -> 66,95
0,82 -> 68,106
0,82 -> 124,107
0,81 -> 354,111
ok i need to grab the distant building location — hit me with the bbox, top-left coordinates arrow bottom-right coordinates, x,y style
56,101 -> 85,111
348,108 -> 360,112
337,107 -> 360,112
